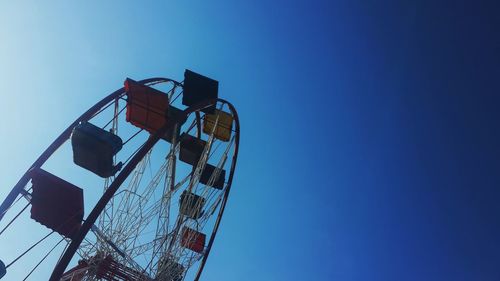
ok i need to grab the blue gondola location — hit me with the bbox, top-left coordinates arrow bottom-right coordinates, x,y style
0,259 -> 6,279
71,122 -> 123,178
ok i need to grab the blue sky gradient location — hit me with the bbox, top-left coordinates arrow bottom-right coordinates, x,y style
0,0 -> 499,280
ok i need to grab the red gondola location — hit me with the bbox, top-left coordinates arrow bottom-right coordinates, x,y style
30,168 -> 84,239
181,227 -> 206,254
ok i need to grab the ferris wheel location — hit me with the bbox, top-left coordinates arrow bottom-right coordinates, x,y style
0,70 -> 240,281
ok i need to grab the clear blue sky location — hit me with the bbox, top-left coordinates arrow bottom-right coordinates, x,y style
0,0 -> 499,280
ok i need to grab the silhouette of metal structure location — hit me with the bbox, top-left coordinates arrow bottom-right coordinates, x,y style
0,70 -> 239,281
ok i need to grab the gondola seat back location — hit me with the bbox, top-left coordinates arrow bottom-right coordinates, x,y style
179,191 -> 205,219
71,122 -> 123,178
179,134 -> 206,166
200,163 -> 226,189
30,168 -> 84,239
181,227 -> 206,254
125,78 -> 186,142
200,164 -> 226,190
182,70 -> 218,114
125,78 -> 169,133
157,257 -> 184,281
203,109 -> 233,142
